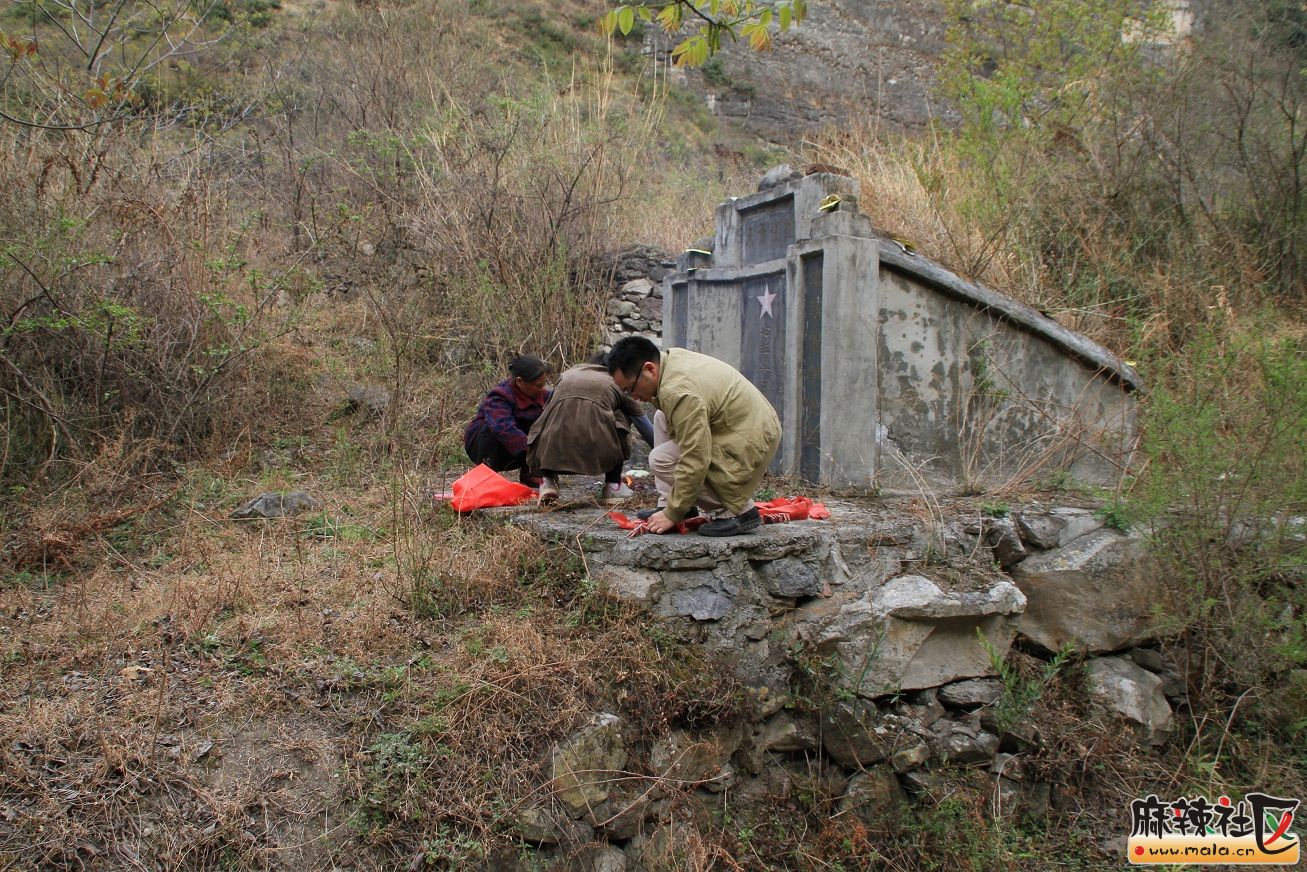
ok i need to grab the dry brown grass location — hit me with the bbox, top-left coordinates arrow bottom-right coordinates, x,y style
803,127 -> 1043,308
0,427 -> 745,868
802,119 -> 1307,360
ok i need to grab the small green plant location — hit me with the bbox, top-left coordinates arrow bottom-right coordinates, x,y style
299,511 -> 379,542
2,569 -> 55,589
1033,468 -> 1093,494
701,56 -> 730,86
980,633 -> 1074,735
422,824 -> 485,866
1095,499 -> 1132,531
980,500 -> 1010,518
354,728 -> 431,832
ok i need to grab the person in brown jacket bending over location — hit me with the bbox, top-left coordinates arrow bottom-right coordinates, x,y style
526,355 -> 655,505
607,336 -> 781,537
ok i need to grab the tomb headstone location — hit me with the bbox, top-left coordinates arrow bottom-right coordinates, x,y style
662,170 -> 1141,492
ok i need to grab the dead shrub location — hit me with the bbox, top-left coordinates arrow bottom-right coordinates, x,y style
0,136 -> 297,489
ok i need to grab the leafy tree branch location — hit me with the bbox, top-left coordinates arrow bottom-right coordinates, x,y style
600,0 -> 808,66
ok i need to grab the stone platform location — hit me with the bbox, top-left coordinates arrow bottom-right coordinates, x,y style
502,484 -> 1029,704
476,480 -> 1177,860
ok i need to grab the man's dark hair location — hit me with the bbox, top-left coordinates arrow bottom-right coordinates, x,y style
606,336 -> 660,378
508,354 -> 551,382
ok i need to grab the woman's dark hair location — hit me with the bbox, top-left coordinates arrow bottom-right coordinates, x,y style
508,355 -> 551,382
586,350 -> 610,367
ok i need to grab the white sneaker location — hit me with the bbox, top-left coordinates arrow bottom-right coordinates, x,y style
538,476 -> 560,504
598,481 -> 634,504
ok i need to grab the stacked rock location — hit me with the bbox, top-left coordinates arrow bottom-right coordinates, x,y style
602,245 -> 670,349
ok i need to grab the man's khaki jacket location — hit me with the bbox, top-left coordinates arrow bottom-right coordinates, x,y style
653,348 -> 781,521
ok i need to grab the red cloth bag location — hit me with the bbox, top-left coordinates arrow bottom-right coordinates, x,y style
447,464 -> 537,512
757,496 -> 831,522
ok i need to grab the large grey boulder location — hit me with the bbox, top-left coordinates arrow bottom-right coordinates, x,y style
569,845 -> 626,872
939,678 -> 1003,709
1084,656 -> 1174,746
758,164 -> 803,190
820,700 -> 924,769
582,788 -> 669,841
967,517 -> 1029,568
592,565 -> 661,605
755,555 -> 827,598
550,714 -> 627,816
650,728 -> 735,788
658,570 -> 739,621
894,688 -> 946,728
1012,529 -> 1163,653
606,299 -> 638,318
1015,508 -> 1104,550
620,278 -> 656,298
344,384 -> 390,416
758,711 -> 820,752
928,717 -> 1000,766
888,737 -> 931,772
837,765 -> 912,826
625,824 -> 689,871
510,805 -> 592,846
803,574 -> 1026,696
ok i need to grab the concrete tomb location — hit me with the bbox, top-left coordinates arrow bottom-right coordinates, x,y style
662,170 -> 1142,491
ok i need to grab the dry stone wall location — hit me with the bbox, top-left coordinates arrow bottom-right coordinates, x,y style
492,496 -> 1182,869
600,246 -> 669,350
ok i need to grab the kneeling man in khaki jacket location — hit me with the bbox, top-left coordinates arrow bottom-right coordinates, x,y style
607,336 -> 781,537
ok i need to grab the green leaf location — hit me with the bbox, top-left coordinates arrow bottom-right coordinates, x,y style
637,4 -> 652,21
599,10 -> 619,35
657,4 -> 682,31
779,5 -> 792,31
672,34 -> 710,66
617,5 -> 636,35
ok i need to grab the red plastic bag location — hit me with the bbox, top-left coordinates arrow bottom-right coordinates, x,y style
447,464 -> 537,512
757,496 -> 831,522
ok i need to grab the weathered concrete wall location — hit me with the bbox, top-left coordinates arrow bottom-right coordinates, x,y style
662,170 -> 1141,493
874,254 -> 1139,489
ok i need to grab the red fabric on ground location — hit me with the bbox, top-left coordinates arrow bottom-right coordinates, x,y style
609,496 -> 830,536
607,511 -> 709,536
757,496 -> 831,522
445,464 -> 537,512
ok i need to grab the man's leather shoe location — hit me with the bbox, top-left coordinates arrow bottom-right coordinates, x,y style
697,506 -> 762,537
635,506 -> 699,522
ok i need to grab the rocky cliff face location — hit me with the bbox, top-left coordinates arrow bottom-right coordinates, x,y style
645,0 -> 951,140
646,0 -> 1203,141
